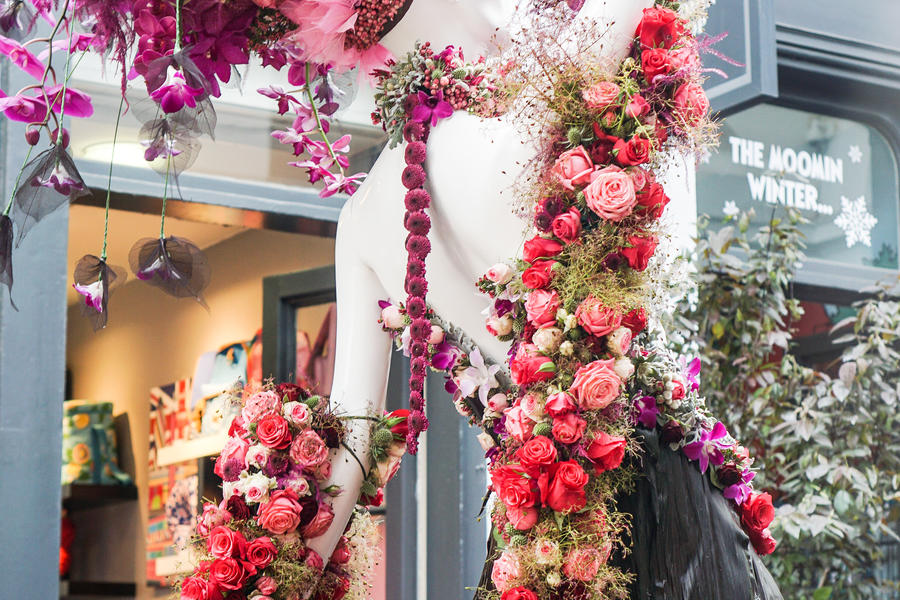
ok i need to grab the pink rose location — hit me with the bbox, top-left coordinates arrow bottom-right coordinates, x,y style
506,506 -> 538,530
381,304 -> 405,328
197,502 -> 232,537
504,405 -> 534,443
242,390 -> 280,423
311,458 -> 332,480
256,489 -> 303,535
209,557 -> 250,591
582,81 -> 620,112
207,526 -> 247,559
551,207 -> 582,243
545,392 -> 577,418
519,393 -> 544,420
570,359 -> 622,410
625,94 -> 651,119
533,539 -> 559,564
562,547 -> 605,582
524,289 -> 560,328
301,503 -> 335,538
180,576 -> 212,600
246,537 -> 277,569
429,325 -> 445,345
583,166 -> 637,222
669,44 -> 701,73
283,401 -> 310,426
491,550 -> 521,593
256,576 -> 277,595
487,393 -> 509,413
630,166 -> 653,191
486,263 -> 514,284
575,296 -> 622,337
375,452 -> 404,487
607,326 -> 632,356
550,146 -> 594,190
214,437 -> 250,480
245,445 -> 269,469
305,549 -> 324,571
552,412 -> 587,444
256,413 -> 292,449
673,82 -> 709,126
290,430 -> 329,468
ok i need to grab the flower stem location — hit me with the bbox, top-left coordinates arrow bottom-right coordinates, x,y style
160,153 -> 172,238
2,145 -> 34,216
303,63 -> 344,177
101,95 -> 126,261
54,17 -> 76,148
174,0 -> 182,53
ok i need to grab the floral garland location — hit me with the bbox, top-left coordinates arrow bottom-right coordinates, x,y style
376,2 -> 776,598
178,380 -> 409,600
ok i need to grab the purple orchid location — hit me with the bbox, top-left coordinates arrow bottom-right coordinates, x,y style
72,255 -> 125,330
682,421 -> 730,473
634,395 -> 659,428
32,164 -> 83,195
150,67 -> 204,114
46,84 -> 94,118
73,279 -> 104,312
682,356 -> 701,392
432,341 -> 461,371
1,0 -> 33,38
0,89 -> 48,122
495,299 -> 513,317
411,90 -> 454,127
723,469 -> 756,505
258,85 -> 298,115
0,33 -> 46,79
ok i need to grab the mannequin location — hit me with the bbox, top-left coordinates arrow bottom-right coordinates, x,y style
309,0 -> 670,564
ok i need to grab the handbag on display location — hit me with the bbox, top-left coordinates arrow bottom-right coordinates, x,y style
61,400 -> 132,485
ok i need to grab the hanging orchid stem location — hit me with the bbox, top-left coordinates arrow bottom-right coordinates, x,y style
54,18 -> 76,148
174,0 -> 182,53
304,63 -> 345,177
160,152 -> 172,238
100,95 -> 126,262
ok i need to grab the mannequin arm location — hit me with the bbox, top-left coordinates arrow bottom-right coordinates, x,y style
304,205 -> 393,565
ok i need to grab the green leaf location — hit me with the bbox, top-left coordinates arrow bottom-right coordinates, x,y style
537,361 -> 557,373
813,586 -> 833,600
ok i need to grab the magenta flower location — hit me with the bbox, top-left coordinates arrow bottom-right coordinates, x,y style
0,33 -> 46,79
46,84 -> 94,118
634,395 -> 659,428
33,165 -> 83,195
682,421 -> 730,473
723,470 -> 756,505
73,279 -> 103,312
73,255 -> 126,330
432,341 -> 460,371
1,0 -> 33,38
258,85 -> 298,115
411,90 -> 454,127
150,67 -> 204,113
0,89 -> 48,122
682,356 -> 701,392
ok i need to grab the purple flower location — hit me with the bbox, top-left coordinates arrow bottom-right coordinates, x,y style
0,33 -> 46,79
73,279 -> 104,312
411,90 -> 454,127
682,421 -> 729,473
45,84 -> 94,118
432,341 -> 460,371
257,85 -> 298,115
682,356 -> 701,392
1,0 -> 33,38
633,395 -> 659,428
150,67 -> 204,114
32,165 -> 83,196
72,255 -> 126,330
723,469 -> 756,505
494,299 -> 513,317
129,236 -> 210,307
0,89 -> 48,122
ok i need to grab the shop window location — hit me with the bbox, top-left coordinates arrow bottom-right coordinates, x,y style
697,103 -> 900,287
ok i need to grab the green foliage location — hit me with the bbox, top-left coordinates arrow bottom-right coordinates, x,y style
672,209 -> 900,600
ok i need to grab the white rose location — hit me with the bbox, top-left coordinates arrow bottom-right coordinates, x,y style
546,571 -> 562,587
245,444 -> 269,469
486,314 -> 513,336
477,432 -> 497,451
607,326 -> 633,357
563,314 -> 578,332
381,304 -> 405,329
286,476 -> 310,497
613,357 -> 635,380
486,263 -> 514,284
559,341 -> 574,356
532,326 -> 564,353
238,472 -> 275,504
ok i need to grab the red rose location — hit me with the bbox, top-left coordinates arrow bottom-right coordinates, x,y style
276,382 -> 305,403
613,137 -> 651,166
386,408 -> 410,437
510,344 -> 555,386
506,506 -> 539,531
636,181 -> 670,219
256,413 -> 291,449
546,461 -> 588,513
207,526 -> 247,560
521,259 -> 557,289
748,528 -> 777,556
641,47 -> 671,82
590,126 -> 621,165
621,233 -> 658,271
180,576 -> 213,600
516,436 -> 558,473
256,489 -> 303,535
501,587 -> 539,600
637,6 -> 684,49
523,236 -> 564,263
551,207 -> 582,244
622,307 -> 647,334
585,431 -> 627,474
625,94 -> 651,119
491,464 -> 537,508
245,536 -> 276,569
741,492 -> 775,533
208,557 -> 250,591
551,413 -> 587,444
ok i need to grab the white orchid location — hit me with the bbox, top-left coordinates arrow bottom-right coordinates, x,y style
456,348 -> 500,406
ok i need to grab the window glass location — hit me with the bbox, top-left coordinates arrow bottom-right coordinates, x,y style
697,104 -> 900,270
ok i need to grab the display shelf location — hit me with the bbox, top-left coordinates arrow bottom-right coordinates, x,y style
61,483 -> 138,511
60,580 -> 136,598
156,433 -> 227,467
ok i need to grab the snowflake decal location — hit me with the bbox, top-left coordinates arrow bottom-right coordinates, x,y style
834,195 -> 877,248
848,145 -> 863,163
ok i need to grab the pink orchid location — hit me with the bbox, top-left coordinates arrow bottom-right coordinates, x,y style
411,90 -> 454,127
257,85 -> 298,115
0,33 -> 46,79
683,422 -> 730,473
45,84 -> 93,118
0,88 -> 48,122
150,67 -> 204,113
32,163 -> 83,195
73,280 -> 104,313
723,470 -> 756,505
37,32 -> 99,61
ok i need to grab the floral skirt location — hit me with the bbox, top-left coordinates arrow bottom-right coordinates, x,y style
475,430 -> 784,600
